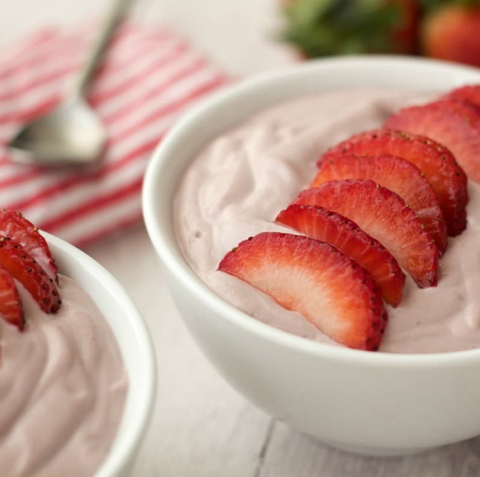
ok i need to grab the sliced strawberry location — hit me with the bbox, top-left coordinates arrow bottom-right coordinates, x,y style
0,266 -> 24,330
443,84 -> 480,107
0,210 -> 58,283
293,180 -> 438,288
0,236 -> 61,314
313,154 -> 448,255
219,232 -> 387,351
385,99 -> 480,184
320,129 -> 468,236
276,204 -> 405,307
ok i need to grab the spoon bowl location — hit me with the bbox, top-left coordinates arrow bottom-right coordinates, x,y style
9,98 -> 107,166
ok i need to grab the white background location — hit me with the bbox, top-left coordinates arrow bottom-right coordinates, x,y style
1,1 -> 480,476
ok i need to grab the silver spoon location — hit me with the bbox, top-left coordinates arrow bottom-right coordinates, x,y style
8,0 -> 133,166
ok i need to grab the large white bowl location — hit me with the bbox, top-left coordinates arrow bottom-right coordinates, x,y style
143,56 -> 480,456
44,232 -> 156,476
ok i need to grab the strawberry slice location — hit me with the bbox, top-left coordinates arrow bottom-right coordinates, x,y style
293,180 -> 439,288
0,266 -> 24,330
385,99 -> 480,184
313,154 -> 448,255
276,204 -> 405,306
0,236 -> 61,314
443,84 -> 480,107
0,210 -> 58,283
320,129 -> 468,236
219,232 -> 387,351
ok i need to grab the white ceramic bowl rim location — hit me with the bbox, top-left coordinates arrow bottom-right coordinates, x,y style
44,232 -> 156,477
143,55 -> 480,369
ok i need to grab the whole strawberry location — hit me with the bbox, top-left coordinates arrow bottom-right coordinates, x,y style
281,0 -> 420,57
422,2 -> 480,67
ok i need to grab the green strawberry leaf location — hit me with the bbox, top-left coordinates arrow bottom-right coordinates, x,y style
282,0 -> 403,57
285,0 -> 337,29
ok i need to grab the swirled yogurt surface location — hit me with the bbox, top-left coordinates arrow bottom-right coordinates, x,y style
0,275 -> 127,476
174,89 -> 480,354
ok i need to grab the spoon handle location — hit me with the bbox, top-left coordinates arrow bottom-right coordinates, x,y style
71,0 -> 134,100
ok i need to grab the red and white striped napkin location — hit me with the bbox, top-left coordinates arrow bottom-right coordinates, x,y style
0,22 -> 228,247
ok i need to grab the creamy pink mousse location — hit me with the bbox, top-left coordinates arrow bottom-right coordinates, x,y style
175,90 -> 480,354
0,275 -> 127,477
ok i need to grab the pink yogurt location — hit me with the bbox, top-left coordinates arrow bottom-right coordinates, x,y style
174,89 -> 480,354
0,275 -> 127,476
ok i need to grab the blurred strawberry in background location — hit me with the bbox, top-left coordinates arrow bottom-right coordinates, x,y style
281,0 -> 480,68
422,2 -> 480,67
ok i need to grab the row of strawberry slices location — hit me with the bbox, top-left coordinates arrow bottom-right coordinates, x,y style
0,211 -> 61,331
219,85 -> 480,352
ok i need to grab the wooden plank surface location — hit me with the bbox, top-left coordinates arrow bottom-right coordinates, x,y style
258,422 -> 480,477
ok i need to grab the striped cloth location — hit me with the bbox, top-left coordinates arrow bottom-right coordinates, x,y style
0,23 -> 228,247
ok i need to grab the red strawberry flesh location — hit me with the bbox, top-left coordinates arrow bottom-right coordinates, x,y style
320,128 -> 468,236
313,153 -> 448,255
0,236 -> 61,314
443,84 -> 480,108
385,99 -> 480,184
293,180 -> 439,288
0,210 -> 58,283
219,232 -> 387,351
276,204 -> 405,306
0,265 -> 24,330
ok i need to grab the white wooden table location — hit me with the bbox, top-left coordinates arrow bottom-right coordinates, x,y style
2,1 -> 480,475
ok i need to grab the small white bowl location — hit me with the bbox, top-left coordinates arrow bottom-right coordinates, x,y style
143,57 -> 480,456
44,232 -> 156,476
